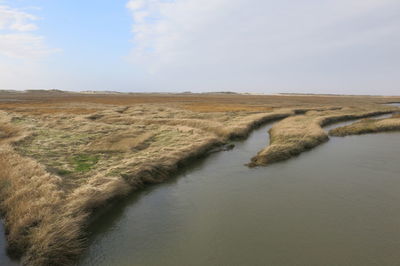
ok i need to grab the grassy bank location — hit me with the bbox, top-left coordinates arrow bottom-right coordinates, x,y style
249,107 -> 397,166
329,114 -> 400,136
1,92 -> 400,265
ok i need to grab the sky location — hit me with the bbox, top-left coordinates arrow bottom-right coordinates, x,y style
0,0 -> 399,95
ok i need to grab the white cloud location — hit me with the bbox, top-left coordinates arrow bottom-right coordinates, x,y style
0,34 -> 59,58
0,4 -> 57,59
126,0 -> 145,11
0,5 -> 38,31
126,0 -> 400,94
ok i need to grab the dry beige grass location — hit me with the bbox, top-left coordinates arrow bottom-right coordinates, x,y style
249,107 -> 397,166
1,91 -> 400,265
87,131 -> 155,152
0,115 -> 28,145
329,116 -> 400,136
1,90 -> 399,115
0,146 -> 81,265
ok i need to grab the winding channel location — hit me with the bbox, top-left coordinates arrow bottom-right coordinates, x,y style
1,111 -> 400,265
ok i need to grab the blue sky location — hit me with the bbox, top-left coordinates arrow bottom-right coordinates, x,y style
0,0 -> 399,95
39,1 -> 130,61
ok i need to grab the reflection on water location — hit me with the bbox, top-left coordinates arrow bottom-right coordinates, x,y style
78,122 -> 400,266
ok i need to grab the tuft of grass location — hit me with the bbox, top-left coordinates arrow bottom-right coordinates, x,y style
70,154 -> 99,172
0,124 -> 19,140
10,117 -> 26,124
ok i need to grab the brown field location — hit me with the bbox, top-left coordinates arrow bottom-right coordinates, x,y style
0,90 -> 400,265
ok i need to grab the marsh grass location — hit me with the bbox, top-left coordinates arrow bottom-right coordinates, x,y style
329,116 -> 400,136
0,91 -> 400,265
249,108 -> 396,166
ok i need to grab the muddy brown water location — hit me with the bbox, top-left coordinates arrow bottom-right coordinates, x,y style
1,116 -> 400,266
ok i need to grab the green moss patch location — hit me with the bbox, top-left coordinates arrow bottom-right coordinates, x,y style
70,154 -> 99,172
